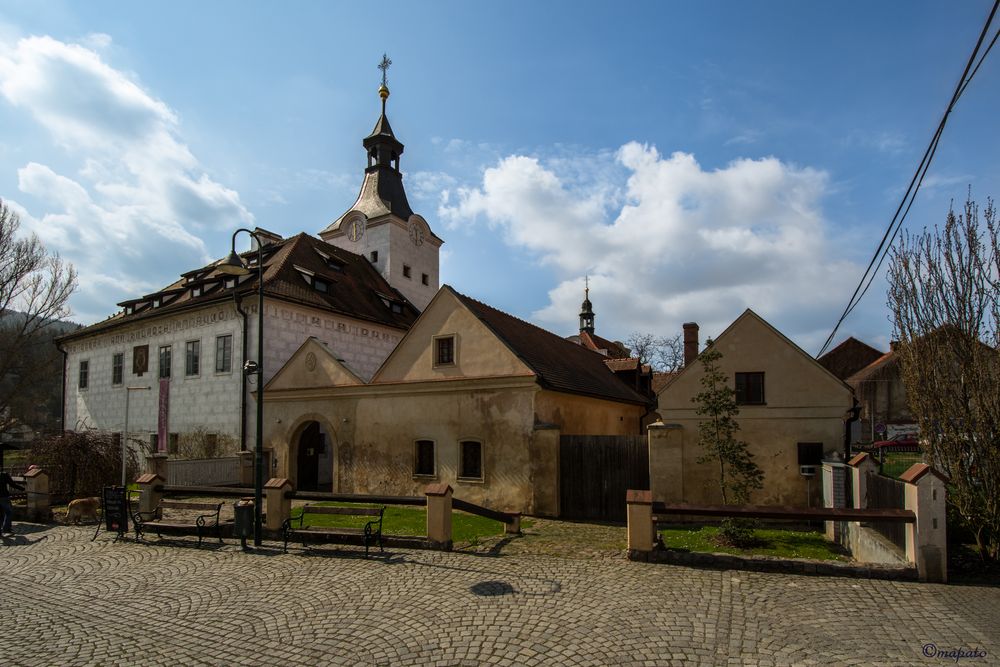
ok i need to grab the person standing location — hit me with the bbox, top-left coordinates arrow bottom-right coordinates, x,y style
0,470 -> 25,536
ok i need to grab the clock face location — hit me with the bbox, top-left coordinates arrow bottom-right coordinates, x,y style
409,221 -> 424,246
347,219 -> 364,242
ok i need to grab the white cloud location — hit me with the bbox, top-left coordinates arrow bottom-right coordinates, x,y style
440,142 -> 858,352
0,34 -> 253,323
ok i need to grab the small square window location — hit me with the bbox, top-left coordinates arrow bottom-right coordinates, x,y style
78,360 -> 89,389
414,440 -> 435,476
735,372 -> 765,405
403,264 -> 412,279
185,340 -> 200,376
460,440 -> 483,480
434,336 -> 455,366
422,273 -> 429,286
112,352 -> 123,386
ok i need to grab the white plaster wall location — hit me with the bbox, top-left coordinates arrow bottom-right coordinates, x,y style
64,299 -> 407,453
63,303 -> 244,449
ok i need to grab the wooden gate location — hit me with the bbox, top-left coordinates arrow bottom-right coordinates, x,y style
559,435 -> 649,521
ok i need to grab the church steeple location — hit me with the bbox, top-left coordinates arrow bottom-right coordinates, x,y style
579,277 -> 595,335
320,55 -> 442,312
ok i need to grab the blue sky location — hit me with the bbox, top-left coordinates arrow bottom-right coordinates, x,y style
1,1 -> 998,355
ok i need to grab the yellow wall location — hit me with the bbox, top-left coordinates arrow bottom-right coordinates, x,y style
656,310 -> 853,506
535,390 -> 646,436
374,288 -> 533,383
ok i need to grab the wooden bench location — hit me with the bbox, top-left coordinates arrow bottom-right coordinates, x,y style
133,499 -> 224,547
282,504 -> 385,557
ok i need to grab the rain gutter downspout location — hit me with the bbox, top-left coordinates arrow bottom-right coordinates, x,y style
234,291 -> 248,452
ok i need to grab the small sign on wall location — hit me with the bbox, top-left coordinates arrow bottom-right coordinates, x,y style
133,345 -> 149,376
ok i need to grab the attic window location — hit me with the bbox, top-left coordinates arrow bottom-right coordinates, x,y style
313,277 -> 329,293
224,278 -> 236,289
152,298 -> 161,308
192,287 -> 202,298
125,306 -> 134,315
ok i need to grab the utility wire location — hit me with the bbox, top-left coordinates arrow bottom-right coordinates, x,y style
817,0 -> 1000,357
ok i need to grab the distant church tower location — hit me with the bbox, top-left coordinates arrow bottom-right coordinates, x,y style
320,55 -> 442,310
579,278 -> 595,335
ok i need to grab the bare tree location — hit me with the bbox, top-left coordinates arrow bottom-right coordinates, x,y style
626,332 -> 684,373
887,195 -> 1000,562
178,426 -> 238,459
0,199 -> 77,435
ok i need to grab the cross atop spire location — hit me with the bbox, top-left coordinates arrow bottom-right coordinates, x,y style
580,276 -> 595,335
378,53 -> 392,88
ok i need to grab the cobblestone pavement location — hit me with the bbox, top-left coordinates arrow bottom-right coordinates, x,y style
1,524 -> 997,666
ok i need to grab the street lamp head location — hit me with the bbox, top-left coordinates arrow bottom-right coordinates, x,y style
218,250 -> 250,276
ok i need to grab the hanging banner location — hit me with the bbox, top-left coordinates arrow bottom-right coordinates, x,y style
157,378 -> 169,452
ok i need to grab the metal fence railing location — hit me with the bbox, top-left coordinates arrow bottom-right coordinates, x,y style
866,471 -> 907,552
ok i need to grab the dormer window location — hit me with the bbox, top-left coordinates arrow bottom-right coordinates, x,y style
152,298 -> 161,308
314,278 -> 329,293
125,306 -> 134,315
192,287 -> 202,298
224,278 -> 236,289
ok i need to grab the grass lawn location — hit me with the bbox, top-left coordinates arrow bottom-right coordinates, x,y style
659,524 -> 848,561
290,502 -> 531,546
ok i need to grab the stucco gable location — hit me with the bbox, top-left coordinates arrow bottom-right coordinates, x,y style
659,309 -> 853,409
372,286 -> 534,384
266,336 -> 364,390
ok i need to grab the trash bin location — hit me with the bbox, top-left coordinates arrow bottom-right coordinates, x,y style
234,498 -> 254,550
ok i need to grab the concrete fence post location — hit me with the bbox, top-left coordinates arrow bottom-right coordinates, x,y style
425,483 -> 453,550
264,478 -> 293,531
648,422 -> 684,504
22,467 -> 50,522
900,464 -> 948,583
847,452 -> 878,509
238,451 -> 254,487
147,453 -> 168,482
505,514 -> 522,536
135,473 -> 164,517
626,489 -> 654,553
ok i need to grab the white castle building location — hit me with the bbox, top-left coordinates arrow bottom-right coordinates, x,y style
58,79 -> 443,467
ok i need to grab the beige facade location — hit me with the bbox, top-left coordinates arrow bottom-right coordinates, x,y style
654,310 -> 854,507
263,287 -> 649,515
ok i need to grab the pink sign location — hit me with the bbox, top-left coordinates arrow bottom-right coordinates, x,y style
157,378 -> 170,453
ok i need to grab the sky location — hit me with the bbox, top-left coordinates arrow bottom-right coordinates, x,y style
1,1 -> 998,356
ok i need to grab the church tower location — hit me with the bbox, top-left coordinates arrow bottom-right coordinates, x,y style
320,55 -> 443,310
579,279 -> 595,335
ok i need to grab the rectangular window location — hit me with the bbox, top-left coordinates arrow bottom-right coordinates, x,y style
460,440 -> 483,480
112,352 -> 124,385
159,345 -> 172,379
150,433 -> 159,451
434,335 -> 455,366
78,360 -> 89,389
215,335 -> 233,373
370,251 -> 378,263
421,273 -> 429,286
414,440 -> 436,477
168,433 -> 179,455
735,372 -> 765,405
185,340 -> 200,376
403,264 -> 412,279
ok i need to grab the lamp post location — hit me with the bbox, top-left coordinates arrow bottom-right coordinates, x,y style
122,386 -> 151,487
218,228 -> 265,547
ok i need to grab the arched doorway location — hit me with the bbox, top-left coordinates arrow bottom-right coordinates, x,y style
296,421 -> 332,492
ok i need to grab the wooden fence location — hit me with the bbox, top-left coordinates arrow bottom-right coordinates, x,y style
166,457 -> 240,487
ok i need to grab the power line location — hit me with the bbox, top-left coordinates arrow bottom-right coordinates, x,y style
817,0 -> 1000,357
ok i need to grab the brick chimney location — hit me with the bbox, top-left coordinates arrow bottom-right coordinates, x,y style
683,322 -> 699,366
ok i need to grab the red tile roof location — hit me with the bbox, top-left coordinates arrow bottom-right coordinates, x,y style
818,337 -> 884,380
59,233 -> 418,341
451,288 -> 650,406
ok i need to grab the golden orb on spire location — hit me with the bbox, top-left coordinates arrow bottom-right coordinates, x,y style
379,84 -> 390,101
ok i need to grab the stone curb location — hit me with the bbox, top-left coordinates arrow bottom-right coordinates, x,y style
629,547 -> 918,581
